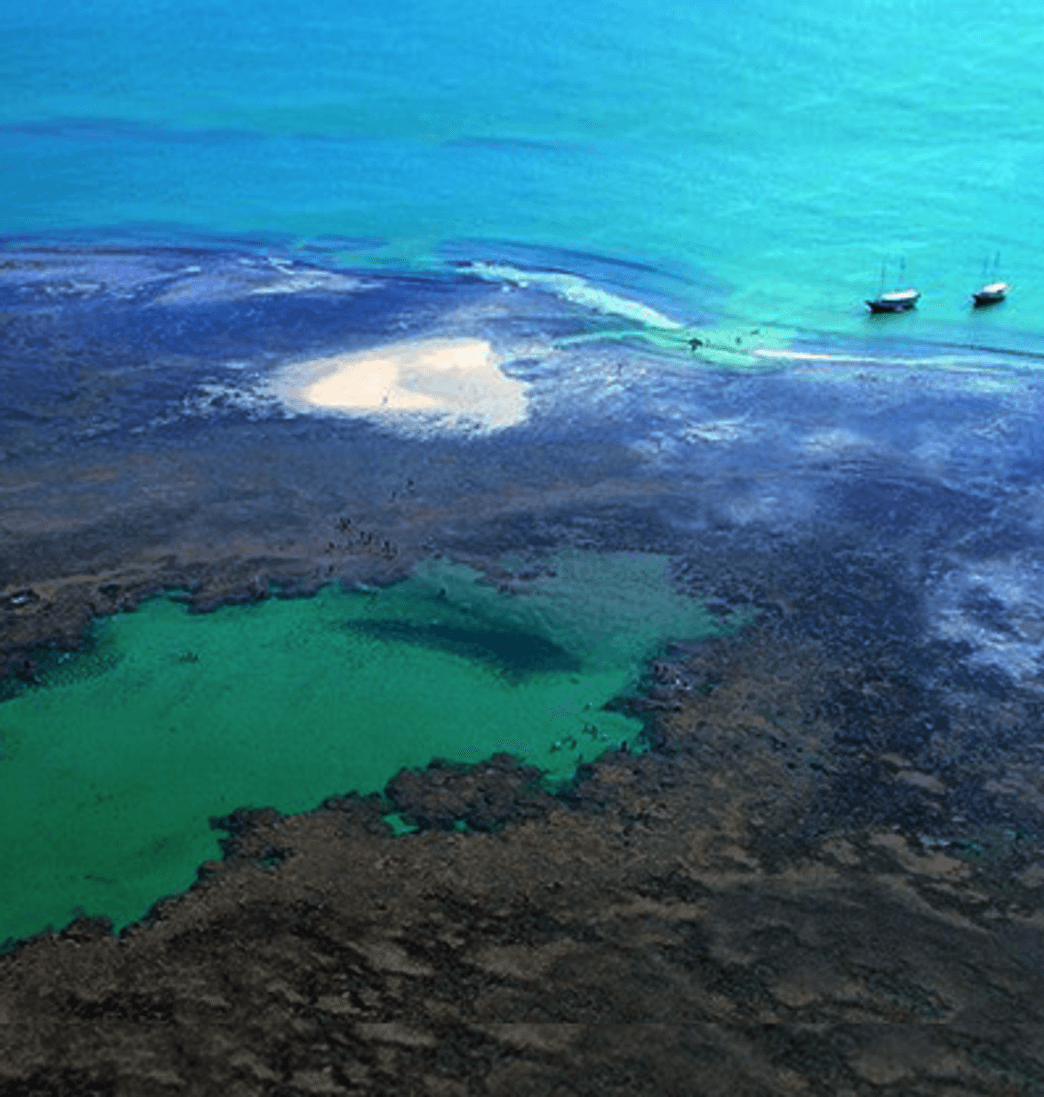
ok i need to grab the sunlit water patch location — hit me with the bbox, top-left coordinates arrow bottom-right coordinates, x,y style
0,551 -> 736,948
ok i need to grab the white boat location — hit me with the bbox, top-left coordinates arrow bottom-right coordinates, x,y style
866,259 -> 919,313
973,252 -> 1008,306
972,281 -> 1009,306
866,287 -> 920,313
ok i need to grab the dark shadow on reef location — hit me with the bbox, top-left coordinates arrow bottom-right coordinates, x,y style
343,619 -> 583,682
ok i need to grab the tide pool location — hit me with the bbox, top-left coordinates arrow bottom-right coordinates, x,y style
0,551 -> 739,948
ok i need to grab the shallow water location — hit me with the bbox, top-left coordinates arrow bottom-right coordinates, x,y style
0,551 -> 732,947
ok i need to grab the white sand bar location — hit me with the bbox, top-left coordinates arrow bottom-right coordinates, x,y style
276,338 -> 528,432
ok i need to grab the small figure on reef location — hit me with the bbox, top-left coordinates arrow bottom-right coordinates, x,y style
12,657 -> 39,684
688,336 -> 703,351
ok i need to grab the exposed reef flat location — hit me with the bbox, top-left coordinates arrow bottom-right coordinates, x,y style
2,247 -> 1044,1090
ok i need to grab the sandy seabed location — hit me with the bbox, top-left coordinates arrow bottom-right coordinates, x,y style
275,337 -> 529,431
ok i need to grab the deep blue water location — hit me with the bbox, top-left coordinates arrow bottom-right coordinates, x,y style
2,0 -> 1042,348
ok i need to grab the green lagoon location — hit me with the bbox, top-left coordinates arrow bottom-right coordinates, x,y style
0,551 -> 739,947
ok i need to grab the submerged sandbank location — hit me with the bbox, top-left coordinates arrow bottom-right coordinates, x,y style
274,337 -> 529,431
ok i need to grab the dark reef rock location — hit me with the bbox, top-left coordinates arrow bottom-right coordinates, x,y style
384,754 -> 562,833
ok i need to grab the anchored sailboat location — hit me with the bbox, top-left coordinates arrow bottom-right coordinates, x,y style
866,259 -> 920,313
972,252 -> 1009,307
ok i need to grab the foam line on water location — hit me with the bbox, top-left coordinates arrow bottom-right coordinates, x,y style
458,261 -> 685,330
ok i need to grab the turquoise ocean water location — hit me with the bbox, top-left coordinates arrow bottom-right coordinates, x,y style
2,0 -> 1042,347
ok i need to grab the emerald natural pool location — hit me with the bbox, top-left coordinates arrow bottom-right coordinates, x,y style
0,551 -> 738,948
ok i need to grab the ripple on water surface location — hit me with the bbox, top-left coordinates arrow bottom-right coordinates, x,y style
0,551 -> 739,949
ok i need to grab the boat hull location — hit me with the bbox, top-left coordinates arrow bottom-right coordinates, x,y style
972,284 -> 1009,307
866,295 -> 919,313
